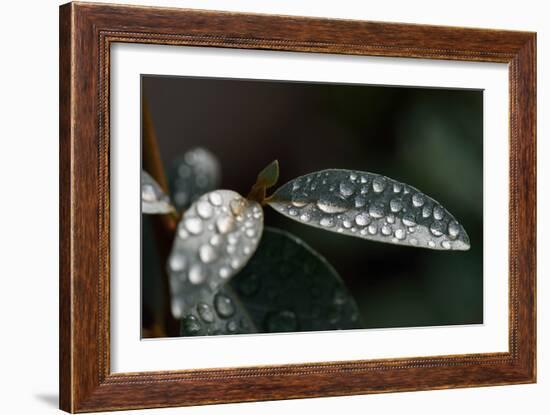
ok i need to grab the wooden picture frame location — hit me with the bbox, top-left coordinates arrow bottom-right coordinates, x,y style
59,2 -> 536,412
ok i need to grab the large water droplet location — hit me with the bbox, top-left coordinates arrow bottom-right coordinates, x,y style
214,294 -> 235,318
448,221 -> 460,238
372,177 -> 386,193
196,200 -> 214,219
188,264 -> 206,284
216,214 -> 235,234
265,310 -> 297,332
300,212 -> 311,222
339,181 -> 354,197
169,254 -> 186,272
381,224 -> 392,236
197,303 -> 214,323
184,217 -> 203,235
354,195 -> 366,208
320,217 -> 335,228
422,205 -> 433,218
208,192 -> 223,206
412,193 -> 425,207
430,221 -> 445,236
368,224 -> 378,235
433,205 -> 445,220
355,212 -> 370,226
316,196 -> 348,214
402,214 -> 416,227
368,203 -> 384,218
390,198 -> 403,212
393,183 -> 402,193
199,244 -> 218,263
394,228 -> 406,240
182,315 -> 201,335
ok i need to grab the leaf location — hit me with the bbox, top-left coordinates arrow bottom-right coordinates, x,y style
141,170 -> 175,214
178,285 -> 257,336
267,169 -> 470,251
169,147 -> 221,211
256,160 -> 279,189
167,190 -> 263,319
230,227 -> 363,332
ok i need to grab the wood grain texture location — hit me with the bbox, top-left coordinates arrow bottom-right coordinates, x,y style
59,2 -> 537,412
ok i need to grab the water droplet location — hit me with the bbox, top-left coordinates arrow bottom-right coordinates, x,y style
386,214 -> 396,224
369,203 -> 384,218
209,234 -> 222,246
393,183 -> 402,193
390,198 -> 403,212
360,176 -> 368,184
265,310 -> 297,333
196,200 -> 214,219
410,238 -> 418,246
178,227 -> 189,240
245,228 -> 257,238
354,195 -> 366,208
197,303 -> 214,323
216,214 -> 235,234
422,205 -> 433,218
184,217 -> 203,235
291,198 -> 308,208
169,254 -> 186,272
339,181 -> 354,197
188,264 -> 206,284
360,185 -> 369,194
381,224 -> 392,236
292,181 -> 301,191
227,320 -> 238,333
343,219 -> 352,229
448,221 -> 460,238
320,217 -> 335,227
394,228 -> 406,240
141,184 -> 156,202
243,245 -> 252,255
182,315 -> 201,335
433,205 -> 445,220
428,240 -> 436,248
372,177 -> 386,192
199,244 -> 218,263
316,197 -> 348,214
219,267 -> 231,279
402,214 -> 416,227
368,224 -> 378,235
355,213 -> 370,226
214,294 -> 235,318
171,298 -> 185,319
441,240 -> 451,250
227,233 -> 239,245
430,221 -> 445,236
288,208 -> 298,216
349,172 -> 358,181
230,258 -> 241,269
412,193 -> 425,207
208,192 -> 222,206
300,212 -> 311,222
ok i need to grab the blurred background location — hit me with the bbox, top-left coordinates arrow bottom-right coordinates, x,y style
142,74 -> 483,333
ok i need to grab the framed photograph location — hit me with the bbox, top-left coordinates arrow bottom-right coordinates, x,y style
59,2 -> 536,412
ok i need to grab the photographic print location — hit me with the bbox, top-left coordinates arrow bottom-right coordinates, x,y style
141,75 -> 483,339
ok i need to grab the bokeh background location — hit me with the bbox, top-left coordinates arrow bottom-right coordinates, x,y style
142,74 -> 483,332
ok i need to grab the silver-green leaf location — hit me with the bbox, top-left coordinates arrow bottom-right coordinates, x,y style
167,190 -> 263,319
141,170 -> 175,214
267,169 -> 470,251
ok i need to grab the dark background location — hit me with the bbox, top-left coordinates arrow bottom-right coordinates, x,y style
143,74 -> 483,330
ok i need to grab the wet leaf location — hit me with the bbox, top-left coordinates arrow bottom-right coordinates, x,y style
167,190 -> 263,319
256,160 -> 279,189
141,170 -> 175,214
230,227 -> 363,332
178,285 -> 257,336
267,169 -> 470,251
169,147 -> 221,211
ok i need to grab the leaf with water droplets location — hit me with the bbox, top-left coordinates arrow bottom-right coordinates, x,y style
267,169 -> 470,251
141,170 -> 175,214
169,147 -> 221,211
230,227 -> 363,332
167,190 -> 264,319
